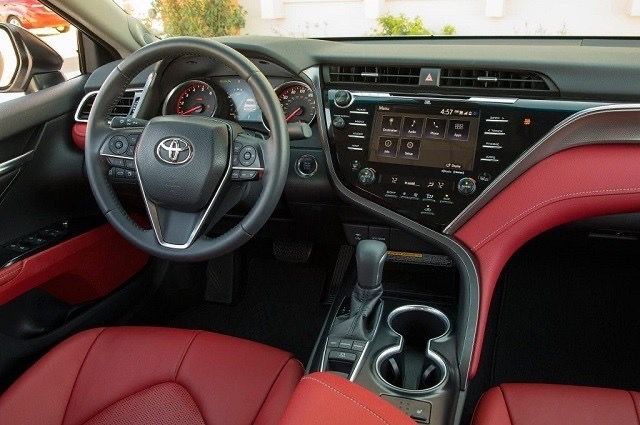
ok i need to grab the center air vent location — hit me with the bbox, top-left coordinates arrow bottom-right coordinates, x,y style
75,90 -> 141,122
327,64 -> 554,94
439,68 -> 551,91
328,65 -> 420,85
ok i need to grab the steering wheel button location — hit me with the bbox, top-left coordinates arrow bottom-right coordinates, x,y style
239,170 -> 258,180
233,143 -> 243,154
108,157 -> 125,167
239,146 -> 257,166
109,136 -> 129,155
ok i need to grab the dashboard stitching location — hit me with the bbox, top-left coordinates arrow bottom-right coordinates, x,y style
472,186 -> 640,251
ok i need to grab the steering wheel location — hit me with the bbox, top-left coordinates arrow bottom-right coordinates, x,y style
85,37 -> 290,261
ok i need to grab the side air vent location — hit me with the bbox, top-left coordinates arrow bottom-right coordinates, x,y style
328,65 -> 421,85
75,90 -> 142,122
439,68 -> 551,91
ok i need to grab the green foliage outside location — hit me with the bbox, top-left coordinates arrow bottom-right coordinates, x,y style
376,14 -> 456,36
153,0 -> 246,37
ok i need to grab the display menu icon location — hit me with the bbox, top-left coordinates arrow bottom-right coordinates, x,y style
447,120 -> 470,141
402,117 -> 424,138
377,137 -> 399,157
398,139 -> 420,160
381,115 -> 401,135
424,119 -> 447,139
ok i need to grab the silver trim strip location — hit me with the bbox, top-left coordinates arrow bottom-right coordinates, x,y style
444,103 -> 640,234
74,88 -> 144,123
349,90 -> 519,105
374,305 -> 451,394
302,66 -> 479,390
0,150 -> 34,176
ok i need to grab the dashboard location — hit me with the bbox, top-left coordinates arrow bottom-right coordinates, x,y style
78,36 -> 640,237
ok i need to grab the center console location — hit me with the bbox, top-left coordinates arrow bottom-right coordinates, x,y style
326,89 -> 573,230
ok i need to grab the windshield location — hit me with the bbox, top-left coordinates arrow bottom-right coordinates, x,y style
114,0 -> 640,38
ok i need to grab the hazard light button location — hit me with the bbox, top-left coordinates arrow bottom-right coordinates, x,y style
419,67 -> 441,86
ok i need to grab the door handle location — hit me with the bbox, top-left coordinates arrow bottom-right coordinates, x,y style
0,150 -> 34,177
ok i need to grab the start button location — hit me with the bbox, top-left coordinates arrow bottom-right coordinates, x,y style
295,154 -> 318,178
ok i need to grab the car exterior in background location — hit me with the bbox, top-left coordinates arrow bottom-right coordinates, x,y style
0,0 -> 69,33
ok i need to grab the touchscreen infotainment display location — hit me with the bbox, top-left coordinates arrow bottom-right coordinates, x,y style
368,104 -> 480,171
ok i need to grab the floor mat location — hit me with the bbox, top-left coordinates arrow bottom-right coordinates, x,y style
169,256 -> 328,364
490,234 -> 640,390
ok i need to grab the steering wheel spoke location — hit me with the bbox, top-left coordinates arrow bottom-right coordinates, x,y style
143,199 -> 216,249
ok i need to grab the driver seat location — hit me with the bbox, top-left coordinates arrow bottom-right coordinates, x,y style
0,327 -> 304,425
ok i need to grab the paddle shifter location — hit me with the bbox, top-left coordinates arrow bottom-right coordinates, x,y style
322,240 -> 387,377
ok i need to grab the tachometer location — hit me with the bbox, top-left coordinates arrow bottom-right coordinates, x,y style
275,81 -> 316,125
163,80 -> 217,117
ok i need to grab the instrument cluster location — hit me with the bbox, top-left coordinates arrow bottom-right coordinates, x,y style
162,77 -> 317,132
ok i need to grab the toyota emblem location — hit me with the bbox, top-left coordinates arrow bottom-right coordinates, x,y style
156,137 -> 193,165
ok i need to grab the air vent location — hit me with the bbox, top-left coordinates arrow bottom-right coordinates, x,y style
440,68 -> 550,91
75,90 -> 141,122
328,65 -> 420,85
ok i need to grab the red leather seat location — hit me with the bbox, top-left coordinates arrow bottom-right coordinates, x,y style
473,383 -> 640,425
0,327 -> 304,425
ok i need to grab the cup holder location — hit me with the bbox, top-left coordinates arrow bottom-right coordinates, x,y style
375,305 -> 450,393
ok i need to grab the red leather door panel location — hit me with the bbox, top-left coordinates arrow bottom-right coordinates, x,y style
0,224 -> 148,304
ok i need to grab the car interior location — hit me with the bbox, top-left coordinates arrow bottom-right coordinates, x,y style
0,1 -> 639,424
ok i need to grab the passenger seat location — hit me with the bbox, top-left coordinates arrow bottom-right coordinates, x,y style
473,383 -> 640,425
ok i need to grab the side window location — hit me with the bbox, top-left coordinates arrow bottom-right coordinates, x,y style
0,0 -> 80,79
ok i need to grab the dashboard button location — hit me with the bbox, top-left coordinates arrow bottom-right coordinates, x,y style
295,155 -> 318,178
478,172 -> 492,182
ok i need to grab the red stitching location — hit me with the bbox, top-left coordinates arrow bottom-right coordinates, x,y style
473,187 -> 640,251
302,376 -> 391,425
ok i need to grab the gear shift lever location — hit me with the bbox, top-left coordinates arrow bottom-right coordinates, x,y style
356,240 -> 387,291
330,240 -> 387,342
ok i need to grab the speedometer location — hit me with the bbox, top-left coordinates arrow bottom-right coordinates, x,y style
275,81 -> 317,125
163,80 -> 217,117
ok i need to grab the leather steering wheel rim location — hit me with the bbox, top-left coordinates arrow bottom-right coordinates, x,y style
85,37 -> 290,261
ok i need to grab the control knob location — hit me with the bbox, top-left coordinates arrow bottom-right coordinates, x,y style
358,167 -> 377,185
334,90 -> 353,108
457,177 -> 477,195
332,115 -> 346,129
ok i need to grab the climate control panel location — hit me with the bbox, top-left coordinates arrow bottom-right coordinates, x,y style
325,89 -> 576,229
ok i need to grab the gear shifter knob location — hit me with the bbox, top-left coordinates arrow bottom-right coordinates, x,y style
356,240 -> 387,290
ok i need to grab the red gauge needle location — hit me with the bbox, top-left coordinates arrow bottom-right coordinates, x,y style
285,107 -> 303,122
181,105 -> 204,115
